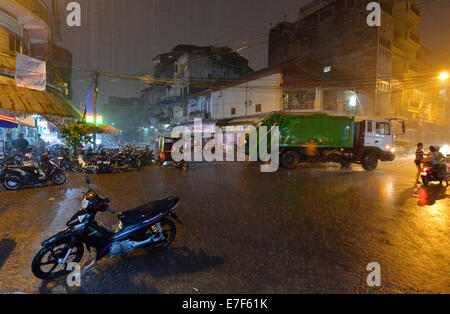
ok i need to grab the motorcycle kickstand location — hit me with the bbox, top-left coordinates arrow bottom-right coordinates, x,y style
80,258 -> 97,274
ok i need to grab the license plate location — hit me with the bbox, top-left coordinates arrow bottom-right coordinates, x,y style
421,172 -> 428,176
58,157 -> 64,160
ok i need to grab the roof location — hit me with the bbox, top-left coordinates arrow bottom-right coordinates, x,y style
211,57 -> 347,91
0,85 -> 81,118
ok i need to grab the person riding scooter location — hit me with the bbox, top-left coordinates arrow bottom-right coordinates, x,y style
427,146 -> 446,180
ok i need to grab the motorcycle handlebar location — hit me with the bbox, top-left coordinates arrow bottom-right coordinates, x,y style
106,207 -> 115,214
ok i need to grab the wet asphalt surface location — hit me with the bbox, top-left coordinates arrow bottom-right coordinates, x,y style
0,158 -> 448,294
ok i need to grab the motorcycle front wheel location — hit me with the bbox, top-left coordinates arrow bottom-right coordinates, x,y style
51,172 -> 67,185
31,242 -> 84,280
3,176 -> 23,191
144,218 -> 176,253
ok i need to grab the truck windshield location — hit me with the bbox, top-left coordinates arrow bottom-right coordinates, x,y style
376,122 -> 391,135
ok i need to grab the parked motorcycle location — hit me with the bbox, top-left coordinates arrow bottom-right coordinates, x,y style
76,150 -> 129,174
1,152 -> 67,190
420,162 -> 449,186
31,176 -> 181,280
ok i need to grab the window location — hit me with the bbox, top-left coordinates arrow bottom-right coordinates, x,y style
255,104 -> 261,113
346,0 -> 356,9
319,7 -> 333,21
231,108 -> 236,115
367,121 -> 373,133
376,122 -> 391,135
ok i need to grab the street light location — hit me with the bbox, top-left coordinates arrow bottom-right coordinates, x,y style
438,71 -> 449,81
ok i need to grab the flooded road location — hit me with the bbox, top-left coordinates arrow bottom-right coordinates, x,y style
0,158 -> 448,293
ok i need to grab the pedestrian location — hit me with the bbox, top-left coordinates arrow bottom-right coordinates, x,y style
414,142 -> 424,184
13,133 -> 29,153
36,134 -> 46,152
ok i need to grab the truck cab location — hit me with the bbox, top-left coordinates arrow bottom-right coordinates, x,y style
354,119 -> 396,170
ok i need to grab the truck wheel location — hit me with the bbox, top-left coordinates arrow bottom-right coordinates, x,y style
362,152 -> 378,171
280,150 -> 299,169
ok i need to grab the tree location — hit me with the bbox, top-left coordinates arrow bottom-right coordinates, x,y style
60,120 -> 93,157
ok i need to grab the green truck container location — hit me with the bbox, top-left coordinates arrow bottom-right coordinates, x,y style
262,113 -> 354,149
247,112 -> 397,171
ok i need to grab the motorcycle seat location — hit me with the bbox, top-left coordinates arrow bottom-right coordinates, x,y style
118,197 -> 179,225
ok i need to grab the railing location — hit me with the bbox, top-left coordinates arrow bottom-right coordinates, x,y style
408,2 -> 421,18
406,31 -> 421,44
10,0 -> 51,26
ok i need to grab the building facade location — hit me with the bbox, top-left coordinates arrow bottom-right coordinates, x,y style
140,45 -> 254,129
0,0 -> 76,147
187,63 -> 357,123
268,0 -> 440,142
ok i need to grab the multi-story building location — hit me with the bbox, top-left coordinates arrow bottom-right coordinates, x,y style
0,0 -> 74,113
268,0 -> 438,142
0,0 -> 77,147
140,44 -> 253,128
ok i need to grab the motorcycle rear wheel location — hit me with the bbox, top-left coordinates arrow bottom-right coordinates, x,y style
70,162 -> 83,173
144,218 -> 176,253
31,242 -> 84,280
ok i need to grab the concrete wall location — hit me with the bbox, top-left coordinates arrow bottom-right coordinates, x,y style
212,73 -> 283,120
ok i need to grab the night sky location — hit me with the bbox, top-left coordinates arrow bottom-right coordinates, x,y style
50,0 -> 450,110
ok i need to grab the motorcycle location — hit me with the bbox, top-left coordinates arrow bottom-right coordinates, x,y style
162,160 -> 189,171
31,176 -> 181,280
76,151 -> 129,174
1,152 -> 67,190
420,162 -> 449,186
55,148 -> 80,173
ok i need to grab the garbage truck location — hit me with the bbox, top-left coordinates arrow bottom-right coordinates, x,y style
246,113 -> 404,171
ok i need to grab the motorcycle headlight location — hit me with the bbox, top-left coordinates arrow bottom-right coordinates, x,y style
81,198 -> 89,209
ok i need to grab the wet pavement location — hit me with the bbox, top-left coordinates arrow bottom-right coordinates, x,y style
0,158 -> 448,294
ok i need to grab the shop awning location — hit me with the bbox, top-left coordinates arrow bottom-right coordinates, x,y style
0,113 -> 18,128
0,85 -> 81,118
85,123 -> 120,135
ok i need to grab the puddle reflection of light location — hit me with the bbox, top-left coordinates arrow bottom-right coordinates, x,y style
417,188 -> 448,228
382,181 -> 394,200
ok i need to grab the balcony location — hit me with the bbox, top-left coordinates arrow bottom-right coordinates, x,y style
1,0 -> 51,44
406,2 -> 421,23
11,0 -> 50,26
405,31 -> 421,51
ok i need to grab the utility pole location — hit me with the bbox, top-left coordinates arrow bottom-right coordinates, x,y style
91,71 -> 100,148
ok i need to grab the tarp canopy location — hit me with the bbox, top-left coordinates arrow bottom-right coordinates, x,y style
0,85 -> 81,118
0,114 -> 18,129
